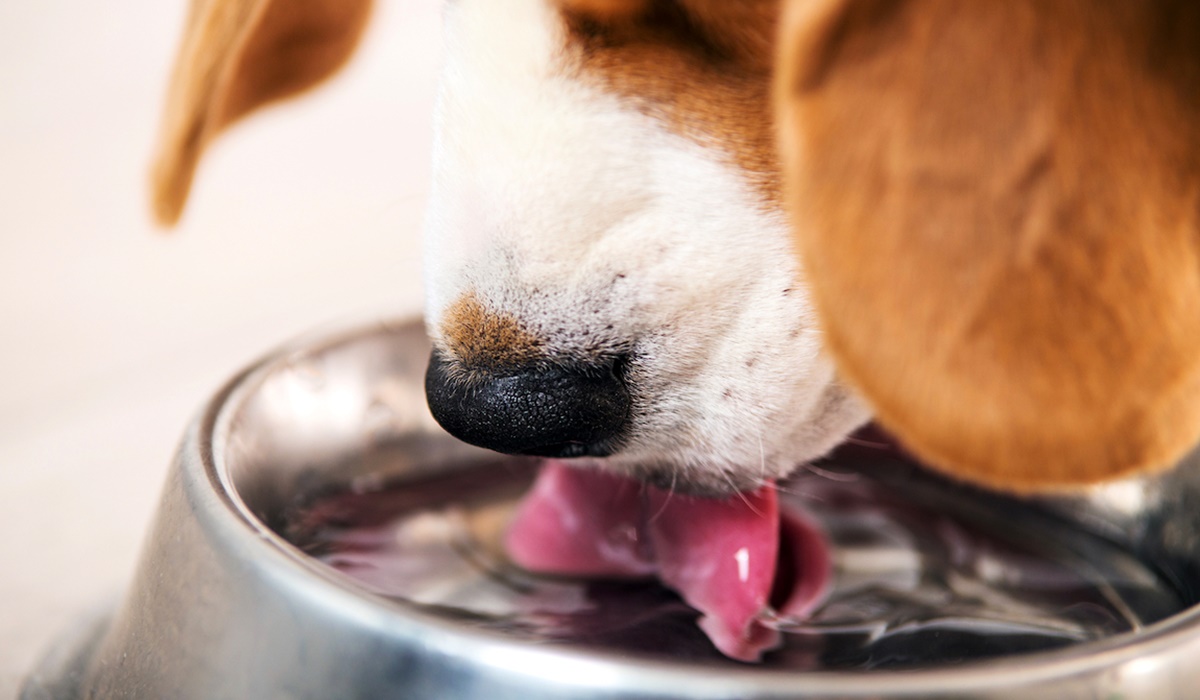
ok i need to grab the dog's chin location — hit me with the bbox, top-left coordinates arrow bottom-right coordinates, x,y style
541,391 -> 872,498
564,456 -> 768,499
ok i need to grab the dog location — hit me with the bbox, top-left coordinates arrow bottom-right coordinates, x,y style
152,0 -> 1200,496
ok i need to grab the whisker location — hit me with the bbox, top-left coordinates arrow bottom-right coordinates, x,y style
773,482 -> 829,503
721,469 -> 765,518
758,436 -> 767,484
646,469 -> 678,525
842,435 -> 891,449
802,462 -> 860,482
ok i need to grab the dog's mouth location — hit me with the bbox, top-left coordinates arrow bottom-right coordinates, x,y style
427,338 -> 849,659
504,459 -> 832,662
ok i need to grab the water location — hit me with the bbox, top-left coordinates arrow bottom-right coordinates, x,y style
282,446 -> 1186,670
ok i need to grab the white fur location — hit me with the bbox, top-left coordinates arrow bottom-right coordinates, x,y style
423,0 -> 869,494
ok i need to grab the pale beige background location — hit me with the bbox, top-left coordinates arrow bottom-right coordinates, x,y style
0,0 -> 441,694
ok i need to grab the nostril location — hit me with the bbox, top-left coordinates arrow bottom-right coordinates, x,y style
425,350 -> 631,457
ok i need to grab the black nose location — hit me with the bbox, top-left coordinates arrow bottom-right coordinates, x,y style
425,350 -> 631,457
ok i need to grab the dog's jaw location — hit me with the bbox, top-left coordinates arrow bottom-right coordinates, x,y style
423,0 -> 869,494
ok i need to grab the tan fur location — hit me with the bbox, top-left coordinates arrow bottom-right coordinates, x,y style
776,0 -> 1200,490
561,0 -> 782,203
151,0 -> 372,225
558,0 -> 650,23
441,293 -> 545,371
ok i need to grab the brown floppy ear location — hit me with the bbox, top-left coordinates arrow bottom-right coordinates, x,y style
555,0 -> 650,22
776,0 -> 1200,491
152,0 -> 373,226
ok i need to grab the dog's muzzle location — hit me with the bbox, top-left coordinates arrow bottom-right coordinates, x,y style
425,350 -> 631,458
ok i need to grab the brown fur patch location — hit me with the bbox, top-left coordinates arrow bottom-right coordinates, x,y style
152,0 -> 373,226
440,293 -> 545,370
558,0 -> 650,23
558,0 -> 782,204
777,0 -> 1200,490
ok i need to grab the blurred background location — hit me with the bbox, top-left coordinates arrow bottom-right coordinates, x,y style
0,0 -> 440,693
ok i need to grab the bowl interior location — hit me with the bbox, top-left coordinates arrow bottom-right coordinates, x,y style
215,319 -> 1200,672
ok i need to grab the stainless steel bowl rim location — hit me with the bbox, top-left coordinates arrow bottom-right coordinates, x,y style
192,320 -> 1200,697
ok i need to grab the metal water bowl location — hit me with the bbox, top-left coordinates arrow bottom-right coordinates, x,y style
21,318 -> 1200,699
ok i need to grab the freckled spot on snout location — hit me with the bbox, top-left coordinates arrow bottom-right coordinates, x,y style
440,293 -> 543,370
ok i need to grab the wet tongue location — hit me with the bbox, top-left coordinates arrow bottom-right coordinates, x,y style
503,460 -> 658,578
504,460 -> 830,661
643,478 -> 784,660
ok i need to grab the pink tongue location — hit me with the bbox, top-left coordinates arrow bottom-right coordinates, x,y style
504,461 -> 831,661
